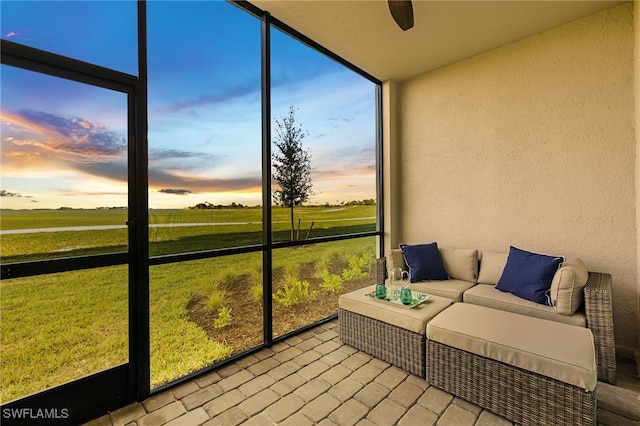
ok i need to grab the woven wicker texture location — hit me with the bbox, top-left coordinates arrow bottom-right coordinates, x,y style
339,308 -> 426,377
427,340 -> 596,426
583,272 -> 617,384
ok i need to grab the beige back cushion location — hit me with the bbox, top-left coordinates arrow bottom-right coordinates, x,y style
549,258 -> 588,315
385,249 -> 408,273
386,247 -> 477,283
477,251 -> 508,284
439,248 -> 478,282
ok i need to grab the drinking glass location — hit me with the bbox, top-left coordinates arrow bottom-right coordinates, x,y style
375,283 -> 387,299
390,267 -> 403,300
400,287 -> 413,305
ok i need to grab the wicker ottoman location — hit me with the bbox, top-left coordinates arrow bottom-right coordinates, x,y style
426,303 -> 597,426
339,285 -> 453,377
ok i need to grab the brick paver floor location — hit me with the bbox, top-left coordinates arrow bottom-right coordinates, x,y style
83,319 -> 629,426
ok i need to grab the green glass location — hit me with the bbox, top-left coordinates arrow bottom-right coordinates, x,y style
375,284 -> 387,299
400,288 -> 412,305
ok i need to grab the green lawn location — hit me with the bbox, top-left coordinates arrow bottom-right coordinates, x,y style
0,207 -> 377,402
1,206 -> 375,262
1,205 -> 374,229
0,266 -> 129,402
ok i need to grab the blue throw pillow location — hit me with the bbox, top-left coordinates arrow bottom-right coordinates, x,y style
400,243 -> 449,282
496,246 -> 564,305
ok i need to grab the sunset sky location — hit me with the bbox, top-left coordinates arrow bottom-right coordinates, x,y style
0,1 -> 377,210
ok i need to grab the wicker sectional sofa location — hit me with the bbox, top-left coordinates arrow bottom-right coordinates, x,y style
381,246 -> 616,384
338,245 -> 614,425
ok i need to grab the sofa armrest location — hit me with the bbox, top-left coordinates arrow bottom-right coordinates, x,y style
584,272 -> 616,384
376,257 -> 387,284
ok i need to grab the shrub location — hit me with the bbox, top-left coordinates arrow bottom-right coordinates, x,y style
341,250 -> 372,281
214,306 -> 232,329
274,274 -> 317,307
245,270 -> 263,302
206,281 -> 228,312
249,281 -> 263,302
219,268 -> 238,283
319,269 -> 344,293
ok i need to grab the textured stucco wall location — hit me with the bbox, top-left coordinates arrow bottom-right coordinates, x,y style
382,80 -> 402,252
396,3 -> 637,348
635,0 -> 640,352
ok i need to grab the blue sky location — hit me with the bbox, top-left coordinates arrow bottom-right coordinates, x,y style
1,1 -> 376,210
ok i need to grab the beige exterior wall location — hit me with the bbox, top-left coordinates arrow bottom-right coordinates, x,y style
382,80 -> 402,252
388,3 -> 638,348
635,0 -> 640,354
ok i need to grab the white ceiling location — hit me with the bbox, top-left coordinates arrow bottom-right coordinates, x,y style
249,0 -> 624,82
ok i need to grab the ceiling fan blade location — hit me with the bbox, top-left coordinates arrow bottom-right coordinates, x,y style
388,0 -> 414,31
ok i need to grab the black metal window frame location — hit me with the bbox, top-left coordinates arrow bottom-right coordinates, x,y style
0,0 -> 383,417
0,8 -> 148,419
147,1 -> 384,395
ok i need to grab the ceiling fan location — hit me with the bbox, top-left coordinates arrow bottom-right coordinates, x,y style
388,0 -> 414,31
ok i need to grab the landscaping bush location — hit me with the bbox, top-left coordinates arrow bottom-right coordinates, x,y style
214,306 -> 232,329
341,250 -> 373,281
274,273 -> 318,307
206,281 -> 228,312
319,269 -> 344,293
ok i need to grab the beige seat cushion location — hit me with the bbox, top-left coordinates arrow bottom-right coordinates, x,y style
477,251 -> 508,284
411,279 -> 476,302
339,285 -> 453,334
463,284 -> 586,327
549,258 -> 588,315
427,303 -> 596,391
386,247 -> 478,283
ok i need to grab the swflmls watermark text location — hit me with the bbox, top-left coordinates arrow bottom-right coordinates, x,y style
2,408 -> 69,420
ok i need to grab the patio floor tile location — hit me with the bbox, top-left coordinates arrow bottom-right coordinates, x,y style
136,401 -> 185,426
141,391 -> 175,413
319,349 -> 350,366
340,352 -> 371,371
418,384 -> 454,414
81,318 -> 634,426
202,389 -> 245,418
263,393 -> 305,423
299,393 -> 341,423
350,363 -> 384,385
108,402 -> 145,426
388,381 -> 423,407
218,370 -> 255,392
237,388 -> 280,417
399,404 -> 438,426
270,372 -> 307,397
274,346 -> 304,363
318,363 -> 352,385
294,378 -> 332,402
438,403 -> 478,426
328,398 -> 369,425
206,407 -> 249,426
354,381 -> 391,408
366,398 -> 406,425
298,360 -> 331,381
180,384 -> 224,411
163,408 -> 208,426
374,366 -> 408,389
280,412 -> 315,426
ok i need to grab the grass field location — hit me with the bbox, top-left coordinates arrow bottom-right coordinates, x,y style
1,206 -> 375,262
0,206 -> 377,403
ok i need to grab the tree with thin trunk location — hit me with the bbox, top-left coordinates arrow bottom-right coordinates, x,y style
272,106 -> 314,241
